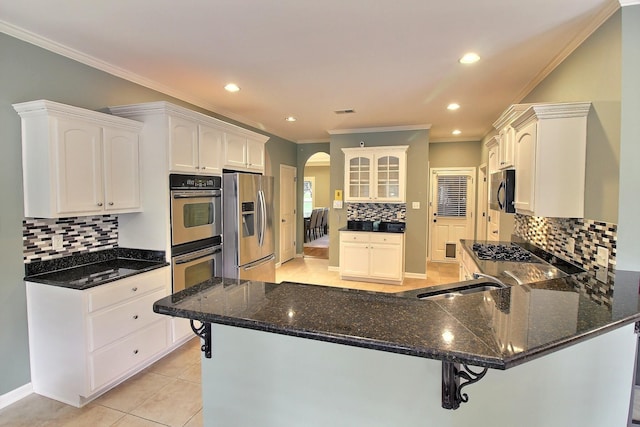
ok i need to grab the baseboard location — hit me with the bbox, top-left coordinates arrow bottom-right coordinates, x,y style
0,382 -> 33,410
404,272 -> 427,279
328,266 -> 339,272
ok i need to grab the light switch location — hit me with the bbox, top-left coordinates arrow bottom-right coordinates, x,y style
412,202 -> 420,209
52,234 -> 63,250
596,246 -> 609,267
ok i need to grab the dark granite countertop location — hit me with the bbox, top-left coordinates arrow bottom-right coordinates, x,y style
339,227 -> 405,234
153,267 -> 640,370
25,248 -> 168,290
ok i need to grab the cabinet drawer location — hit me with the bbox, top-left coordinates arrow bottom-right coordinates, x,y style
88,268 -> 167,313
88,289 -> 167,351
370,233 -> 403,245
89,319 -> 168,392
340,232 -> 369,243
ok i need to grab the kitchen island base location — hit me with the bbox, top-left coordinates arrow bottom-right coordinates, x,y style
201,323 -> 636,427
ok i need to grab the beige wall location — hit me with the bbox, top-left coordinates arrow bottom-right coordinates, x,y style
521,11 -> 621,224
304,165 -> 330,209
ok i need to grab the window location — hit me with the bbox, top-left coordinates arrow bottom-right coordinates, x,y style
437,175 -> 467,217
303,177 -> 315,217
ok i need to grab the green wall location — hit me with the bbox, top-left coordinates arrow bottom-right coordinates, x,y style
329,130 -> 429,275
429,140 -> 482,168
0,32 -> 296,395
521,11 -> 622,224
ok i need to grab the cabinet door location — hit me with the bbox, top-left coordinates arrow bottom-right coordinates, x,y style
344,154 -> 372,201
198,124 -> 223,174
514,121 -> 537,213
488,143 -> 500,174
499,127 -> 515,169
224,133 -> 248,169
369,244 -> 402,280
340,242 -> 370,277
103,127 -> 140,211
375,155 -> 403,202
56,118 -> 103,214
246,138 -> 265,171
169,116 -> 199,172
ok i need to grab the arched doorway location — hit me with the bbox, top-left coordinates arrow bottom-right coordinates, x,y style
303,152 -> 330,258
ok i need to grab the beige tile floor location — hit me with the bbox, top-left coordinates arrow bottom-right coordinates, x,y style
0,259 -> 458,426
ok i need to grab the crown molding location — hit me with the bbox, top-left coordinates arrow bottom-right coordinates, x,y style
619,1 -> 640,6
328,124 -> 431,135
0,19 -> 275,138
510,0 -> 620,104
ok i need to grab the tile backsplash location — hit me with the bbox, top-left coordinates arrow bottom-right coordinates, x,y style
514,215 -> 616,281
346,203 -> 406,222
23,216 -> 118,263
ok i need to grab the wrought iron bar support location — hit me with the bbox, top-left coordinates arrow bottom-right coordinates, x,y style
190,320 -> 212,358
442,361 -> 488,409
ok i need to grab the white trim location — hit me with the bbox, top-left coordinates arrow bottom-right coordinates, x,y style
0,383 -> 33,410
328,124 -> 431,135
619,0 -> 640,6
0,19 -> 272,138
328,266 -> 340,272
403,272 -> 427,279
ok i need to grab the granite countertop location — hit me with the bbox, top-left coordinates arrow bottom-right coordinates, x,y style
25,248 -> 168,290
338,227 -> 406,233
153,266 -> 640,370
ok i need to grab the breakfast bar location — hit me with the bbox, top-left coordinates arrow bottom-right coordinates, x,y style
153,250 -> 640,426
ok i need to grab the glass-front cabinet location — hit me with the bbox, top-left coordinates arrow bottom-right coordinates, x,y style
342,146 -> 408,203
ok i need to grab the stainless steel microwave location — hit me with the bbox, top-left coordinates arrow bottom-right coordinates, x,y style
490,170 -> 515,213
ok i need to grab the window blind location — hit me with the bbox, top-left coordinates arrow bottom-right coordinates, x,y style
437,175 -> 467,217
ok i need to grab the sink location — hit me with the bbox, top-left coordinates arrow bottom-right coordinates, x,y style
416,281 -> 507,301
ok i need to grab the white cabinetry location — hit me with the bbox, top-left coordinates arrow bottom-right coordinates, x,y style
342,146 -> 408,203
511,102 -> 590,218
339,231 -> 404,284
168,116 -> 225,174
493,104 -> 531,170
25,268 -> 173,407
14,100 -> 143,218
459,247 -> 480,281
223,133 -> 266,172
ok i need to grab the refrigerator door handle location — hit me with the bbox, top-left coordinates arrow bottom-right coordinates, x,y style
243,254 -> 275,271
258,190 -> 266,247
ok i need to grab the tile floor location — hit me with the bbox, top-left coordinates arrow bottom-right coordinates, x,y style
0,258 -> 459,426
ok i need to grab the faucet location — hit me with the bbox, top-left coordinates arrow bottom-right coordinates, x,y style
472,272 -> 507,287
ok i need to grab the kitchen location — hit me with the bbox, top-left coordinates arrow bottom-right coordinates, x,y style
1,1 -> 640,426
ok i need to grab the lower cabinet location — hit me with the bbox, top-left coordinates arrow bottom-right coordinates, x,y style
459,248 -> 480,281
339,232 -> 404,284
25,267 -> 184,407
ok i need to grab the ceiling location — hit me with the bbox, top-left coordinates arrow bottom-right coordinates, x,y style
0,0 -> 618,143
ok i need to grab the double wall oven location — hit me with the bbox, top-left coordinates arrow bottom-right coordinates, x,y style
170,174 -> 222,292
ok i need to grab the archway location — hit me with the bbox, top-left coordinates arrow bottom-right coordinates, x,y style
303,152 -> 331,258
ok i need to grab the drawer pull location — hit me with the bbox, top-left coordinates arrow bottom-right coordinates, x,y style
133,315 -> 139,320
133,349 -> 139,355
132,287 -> 138,292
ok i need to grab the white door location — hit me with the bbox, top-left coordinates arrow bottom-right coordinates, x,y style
429,168 -> 476,262
279,165 -> 297,264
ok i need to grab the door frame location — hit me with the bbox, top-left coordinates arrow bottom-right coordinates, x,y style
477,164 -> 488,241
428,167 -> 476,262
279,164 -> 297,266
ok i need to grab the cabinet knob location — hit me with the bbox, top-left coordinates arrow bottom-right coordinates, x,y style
132,287 -> 138,292
97,202 -> 103,207
133,349 -> 139,355
133,314 -> 139,320
108,202 -> 114,206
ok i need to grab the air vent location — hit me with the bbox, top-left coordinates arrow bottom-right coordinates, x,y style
334,109 -> 356,115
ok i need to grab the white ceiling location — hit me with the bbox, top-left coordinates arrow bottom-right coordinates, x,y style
0,0 -> 618,143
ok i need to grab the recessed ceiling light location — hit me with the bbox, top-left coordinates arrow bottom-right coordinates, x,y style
452,129 -> 462,135
285,116 -> 297,122
447,103 -> 460,111
459,52 -> 480,64
224,83 -> 240,92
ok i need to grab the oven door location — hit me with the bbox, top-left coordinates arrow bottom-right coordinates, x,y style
171,244 -> 222,293
171,189 -> 222,246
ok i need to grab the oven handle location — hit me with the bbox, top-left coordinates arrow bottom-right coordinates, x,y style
174,246 -> 222,264
172,190 -> 221,199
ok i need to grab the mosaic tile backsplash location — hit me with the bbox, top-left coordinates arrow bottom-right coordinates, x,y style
514,215 -> 617,282
23,216 -> 118,263
346,203 -> 406,222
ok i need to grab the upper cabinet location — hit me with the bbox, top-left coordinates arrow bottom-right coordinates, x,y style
486,136 -> 500,174
14,100 -> 143,218
342,146 -> 408,203
492,104 -> 532,170
110,102 -> 268,175
511,102 -> 591,218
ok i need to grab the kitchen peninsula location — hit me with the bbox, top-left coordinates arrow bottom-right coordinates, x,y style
153,255 -> 640,426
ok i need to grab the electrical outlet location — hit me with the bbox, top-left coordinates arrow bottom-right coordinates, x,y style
396,212 -> 402,220
412,202 -> 420,209
52,234 -> 64,250
566,237 -> 575,255
596,246 -> 609,267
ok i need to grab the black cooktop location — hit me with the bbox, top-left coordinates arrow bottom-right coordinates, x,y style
472,243 -> 533,262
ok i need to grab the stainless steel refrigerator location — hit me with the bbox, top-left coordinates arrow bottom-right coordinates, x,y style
222,173 -> 275,282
